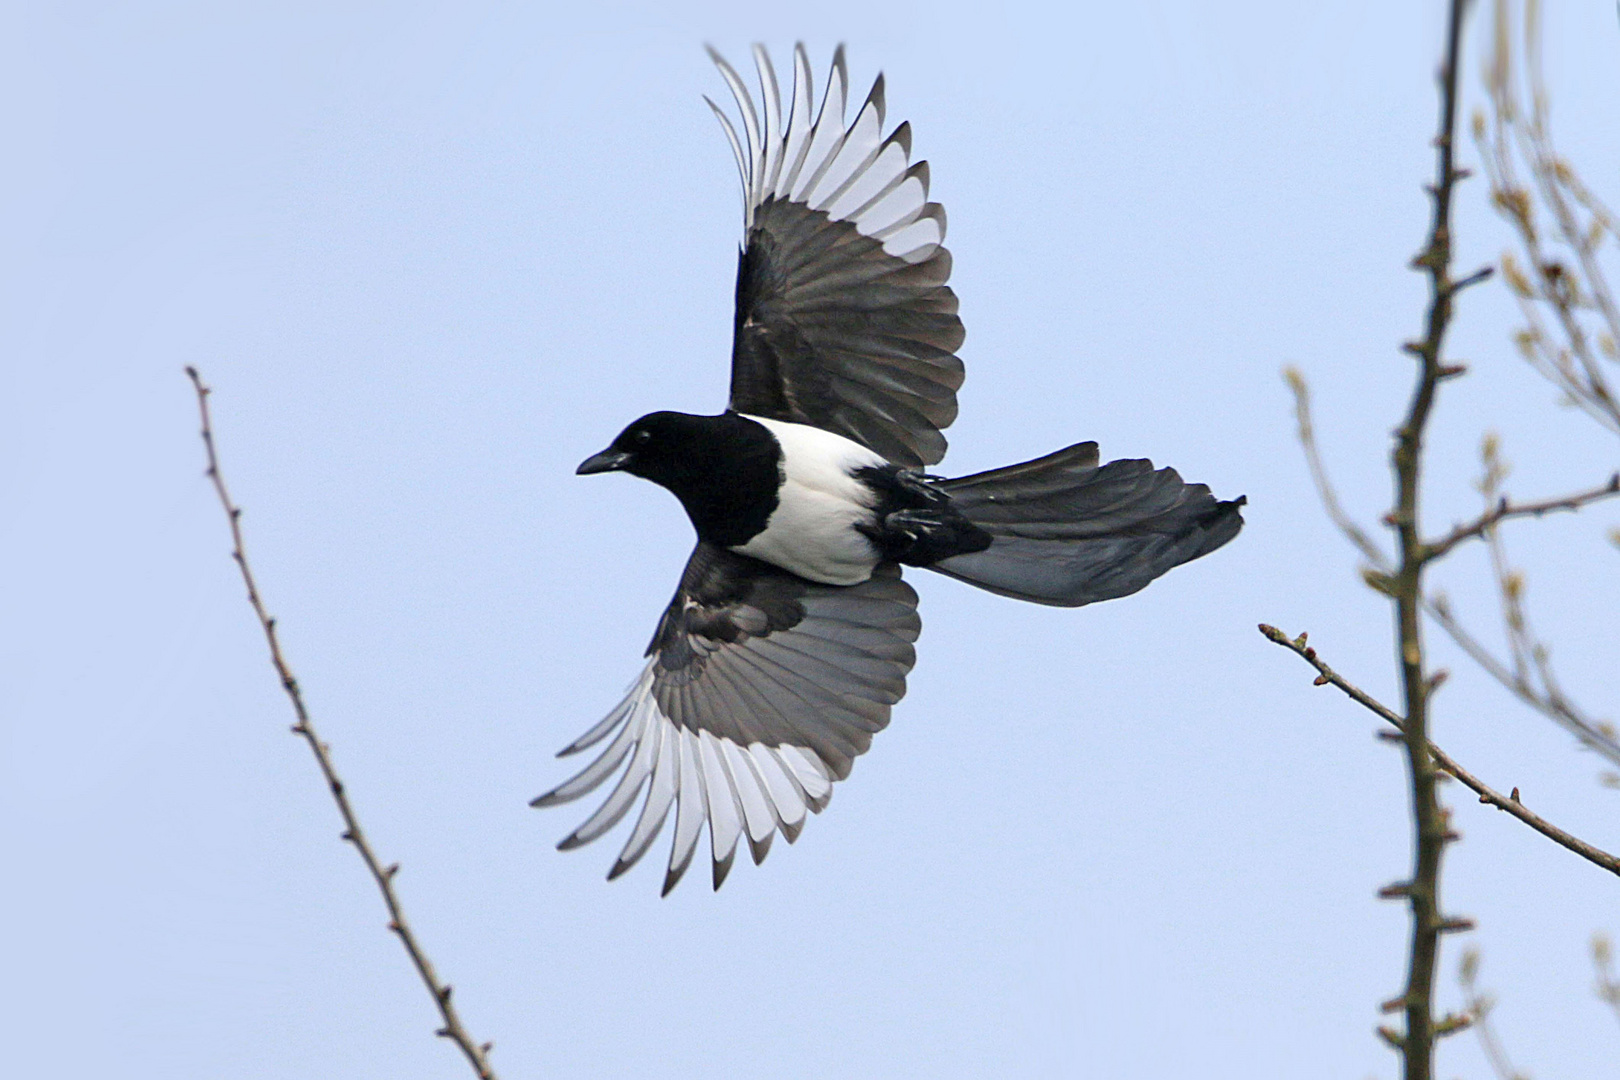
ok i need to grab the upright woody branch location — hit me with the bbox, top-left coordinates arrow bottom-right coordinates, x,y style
1387,2 -> 1484,1076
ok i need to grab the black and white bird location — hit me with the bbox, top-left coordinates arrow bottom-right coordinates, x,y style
535,44 -> 1244,894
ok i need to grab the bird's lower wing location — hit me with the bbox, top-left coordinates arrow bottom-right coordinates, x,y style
534,543 -> 920,894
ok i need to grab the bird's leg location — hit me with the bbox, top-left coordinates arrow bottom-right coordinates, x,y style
854,466 -> 991,565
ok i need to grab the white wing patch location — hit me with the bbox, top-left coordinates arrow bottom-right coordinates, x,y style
535,661 -> 833,894
706,44 -> 947,265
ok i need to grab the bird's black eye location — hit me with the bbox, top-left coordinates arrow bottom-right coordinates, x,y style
632,428 -> 653,445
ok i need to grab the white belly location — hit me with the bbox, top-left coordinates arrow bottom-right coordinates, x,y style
732,416 -> 887,586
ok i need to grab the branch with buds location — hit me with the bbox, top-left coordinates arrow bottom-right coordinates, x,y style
186,367 -> 500,1080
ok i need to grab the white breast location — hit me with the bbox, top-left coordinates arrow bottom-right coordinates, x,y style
732,416 -> 888,585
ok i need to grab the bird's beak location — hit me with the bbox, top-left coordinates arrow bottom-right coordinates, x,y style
576,448 -> 632,475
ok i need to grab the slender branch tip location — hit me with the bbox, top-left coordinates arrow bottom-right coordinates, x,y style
1258,622 -> 1620,879
186,368 -> 499,1079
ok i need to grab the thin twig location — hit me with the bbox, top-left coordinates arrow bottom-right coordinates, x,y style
1283,367 -> 1391,567
1594,933 -> 1620,1030
1475,437 -> 1531,683
1425,589 -> 1620,766
186,367 -> 500,1080
1424,472 -> 1620,560
1258,624 -> 1620,880
1459,949 -> 1529,1080
1456,434 -> 1620,765
1480,0 -> 1620,435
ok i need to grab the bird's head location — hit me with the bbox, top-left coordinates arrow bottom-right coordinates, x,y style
577,411 -> 782,543
577,411 -> 732,488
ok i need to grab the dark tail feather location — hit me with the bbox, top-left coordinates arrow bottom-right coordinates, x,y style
928,442 -> 1244,607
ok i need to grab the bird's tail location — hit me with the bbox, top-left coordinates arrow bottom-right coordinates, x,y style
926,441 -> 1244,607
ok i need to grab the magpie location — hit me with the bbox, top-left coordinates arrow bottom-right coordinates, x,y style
535,44 -> 1245,894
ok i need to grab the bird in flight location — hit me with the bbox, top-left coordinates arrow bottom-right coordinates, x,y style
535,44 -> 1244,894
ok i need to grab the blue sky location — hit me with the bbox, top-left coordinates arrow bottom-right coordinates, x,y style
5,2 -> 1620,1077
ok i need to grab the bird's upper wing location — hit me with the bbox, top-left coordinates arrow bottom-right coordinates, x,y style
710,45 -> 965,468
533,543 -> 920,894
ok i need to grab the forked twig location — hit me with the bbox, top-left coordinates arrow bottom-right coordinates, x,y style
1479,0 -> 1620,436
1284,369 -> 1620,768
186,367 -> 500,1080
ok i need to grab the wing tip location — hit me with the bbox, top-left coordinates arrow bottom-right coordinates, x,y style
890,120 -> 912,157
750,42 -> 774,80
711,847 -> 737,890
661,858 -> 691,897
867,71 -> 886,125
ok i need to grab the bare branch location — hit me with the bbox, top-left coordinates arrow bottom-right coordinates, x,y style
1424,471 -> 1620,560
1280,6 -> 1619,1070
1429,433 -> 1620,767
1459,949 -> 1529,1080
185,367 -> 501,1080
1289,343 -> 1620,767
1258,624 -> 1620,880
1424,590 -> 1620,767
1282,367 -> 1391,568
1594,933 -> 1620,1030
1479,0 -> 1620,434
1381,4 -> 1476,1072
